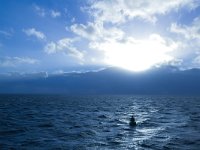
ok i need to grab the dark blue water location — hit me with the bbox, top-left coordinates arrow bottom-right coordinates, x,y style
0,95 -> 200,150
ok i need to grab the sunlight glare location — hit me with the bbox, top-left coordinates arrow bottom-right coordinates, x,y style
103,34 -> 176,72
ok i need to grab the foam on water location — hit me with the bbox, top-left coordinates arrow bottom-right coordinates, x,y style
0,95 -> 200,149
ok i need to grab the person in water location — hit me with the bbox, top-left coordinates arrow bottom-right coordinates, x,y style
129,115 -> 136,126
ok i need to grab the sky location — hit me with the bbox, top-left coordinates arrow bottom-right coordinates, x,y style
1,0 -> 200,73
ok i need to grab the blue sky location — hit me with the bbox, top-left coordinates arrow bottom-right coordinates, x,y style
1,0 -> 200,73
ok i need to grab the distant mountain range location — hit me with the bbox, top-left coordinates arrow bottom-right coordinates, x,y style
0,66 -> 200,95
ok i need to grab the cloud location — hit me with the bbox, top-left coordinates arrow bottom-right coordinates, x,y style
88,0 -> 199,24
51,10 -> 61,18
44,42 -> 56,54
71,23 -> 99,40
71,22 -> 124,41
44,38 -> 84,60
23,28 -> 46,40
71,17 -> 76,23
0,30 -> 13,37
170,17 -> 200,68
191,53 -> 200,69
69,1 -> 195,70
192,55 -> 200,65
34,5 -> 62,18
34,5 -> 46,17
89,34 -> 178,70
170,17 -> 200,40
30,1 -> 200,71
0,57 -> 39,67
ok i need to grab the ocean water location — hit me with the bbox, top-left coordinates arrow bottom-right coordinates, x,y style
0,95 -> 200,150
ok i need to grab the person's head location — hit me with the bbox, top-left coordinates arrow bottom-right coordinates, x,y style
131,116 -> 135,120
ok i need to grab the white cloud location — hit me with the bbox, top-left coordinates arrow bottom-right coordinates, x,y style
34,5 -> 62,18
71,22 -> 124,41
191,52 -> 200,69
0,57 -> 39,67
169,17 -> 200,69
23,28 -> 46,40
88,0 -> 199,24
44,42 -> 56,54
71,17 -> 76,23
51,10 -> 61,18
0,30 -> 13,37
34,5 -> 46,17
168,59 -> 183,67
192,55 -> 200,65
170,17 -> 200,40
71,23 -> 98,40
44,38 -> 84,60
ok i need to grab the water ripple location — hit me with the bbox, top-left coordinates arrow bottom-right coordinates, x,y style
0,95 -> 200,149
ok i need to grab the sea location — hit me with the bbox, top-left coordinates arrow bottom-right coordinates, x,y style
0,95 -> 200,150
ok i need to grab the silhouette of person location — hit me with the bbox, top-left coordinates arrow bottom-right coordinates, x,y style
129,115 -> 136,127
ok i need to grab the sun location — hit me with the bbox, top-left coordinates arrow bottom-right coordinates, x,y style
103,35 -> 176,72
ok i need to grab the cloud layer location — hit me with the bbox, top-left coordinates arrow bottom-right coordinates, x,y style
0,57 -> 39,67
1,0 -> 200,73
68,0 -> 200,70
88,0 -> 198,23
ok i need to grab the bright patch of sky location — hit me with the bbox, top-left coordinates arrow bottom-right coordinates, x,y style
0,0 -> 200,73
